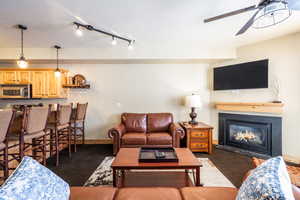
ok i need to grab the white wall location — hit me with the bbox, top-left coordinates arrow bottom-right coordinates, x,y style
0,63 -> 211,139
210,32 -> 300,159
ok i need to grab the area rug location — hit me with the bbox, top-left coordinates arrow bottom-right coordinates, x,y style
84,157 -> 235,188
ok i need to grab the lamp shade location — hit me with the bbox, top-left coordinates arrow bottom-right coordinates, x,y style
185,95 -> 202,108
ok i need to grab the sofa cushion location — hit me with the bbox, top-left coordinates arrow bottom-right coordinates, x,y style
147,132 -> 172,145
0,156 -> 70,200
147,113 -> 173,132
180,187 -> 237,200
237,156 -> 295,200
122,113 -> 147,133
70,187 -> 117,200
122,133 -> 147,145
115,187 -> 182,200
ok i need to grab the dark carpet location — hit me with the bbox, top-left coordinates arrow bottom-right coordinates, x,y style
47,144 -> 253,188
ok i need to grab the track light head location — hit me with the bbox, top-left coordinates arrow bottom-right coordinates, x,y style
111,37 -> 117,45
74,24 -> 83,37
128,40 -> 134,50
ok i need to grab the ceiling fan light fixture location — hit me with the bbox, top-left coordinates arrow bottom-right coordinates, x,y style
253,0 -> 291,29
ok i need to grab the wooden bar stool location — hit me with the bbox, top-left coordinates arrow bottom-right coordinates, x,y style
0,109 -> 15,180
48,104 -> 72,166
71,103 -> 88,152
7,106 -> 50,166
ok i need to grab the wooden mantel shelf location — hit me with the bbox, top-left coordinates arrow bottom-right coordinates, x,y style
215,102 -> 284,114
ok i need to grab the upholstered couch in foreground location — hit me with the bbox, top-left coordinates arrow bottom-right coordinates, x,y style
70,185 -> 300,200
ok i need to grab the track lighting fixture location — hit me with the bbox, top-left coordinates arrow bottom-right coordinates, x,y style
17,25 -> 28,68
73,22 -> 135,49
54,45 -> 62,78
111,37 -> 117,45
75,25 -> 83,37
128,41 -> 134,50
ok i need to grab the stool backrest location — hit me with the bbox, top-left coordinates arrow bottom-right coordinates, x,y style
75,103 -> 88,121
57,104 -> 72,125
23,106 -> 50,134
0,109 -> 14,143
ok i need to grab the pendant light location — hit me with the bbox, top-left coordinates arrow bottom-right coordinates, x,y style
17,25 -> 28,68
54,45 -> 61,77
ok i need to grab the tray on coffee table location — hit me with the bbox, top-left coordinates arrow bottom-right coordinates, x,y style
139,147 -> 179,163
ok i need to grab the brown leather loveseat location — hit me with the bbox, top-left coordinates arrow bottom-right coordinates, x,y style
108,113 -> 185,155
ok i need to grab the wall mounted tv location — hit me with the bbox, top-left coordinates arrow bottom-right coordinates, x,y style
213,59 -> 268,91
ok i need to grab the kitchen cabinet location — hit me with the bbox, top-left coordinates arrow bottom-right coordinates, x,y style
32,71 -> 46,98
0,68 -> 68,99
3,71 -> 17,83
0,72 -> 4,84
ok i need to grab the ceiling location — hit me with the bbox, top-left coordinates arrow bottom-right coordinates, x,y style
0,0 -> 300,59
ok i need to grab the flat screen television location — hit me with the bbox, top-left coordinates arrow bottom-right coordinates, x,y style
213,59 -> 268,90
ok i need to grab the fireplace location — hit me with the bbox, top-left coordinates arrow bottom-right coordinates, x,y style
218,113 -> 282,158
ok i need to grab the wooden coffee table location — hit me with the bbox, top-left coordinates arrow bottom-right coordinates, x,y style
111,148 -> 202,187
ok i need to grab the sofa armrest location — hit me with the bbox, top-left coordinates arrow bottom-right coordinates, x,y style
170,123 -> 185,147
170,123 -> 185,139
108,123 -> 126,139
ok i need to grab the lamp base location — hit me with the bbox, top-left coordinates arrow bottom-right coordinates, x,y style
189,107 -> 198,125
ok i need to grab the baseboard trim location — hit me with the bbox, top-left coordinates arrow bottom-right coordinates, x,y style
85,139 -> 112,144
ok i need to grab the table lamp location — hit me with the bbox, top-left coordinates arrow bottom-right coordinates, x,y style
185,94 -> 202,125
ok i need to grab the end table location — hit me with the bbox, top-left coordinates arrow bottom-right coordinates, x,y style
180,122 -> 214,154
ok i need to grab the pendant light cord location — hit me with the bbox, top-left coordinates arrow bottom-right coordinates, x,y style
21,29 -> 24,57
56,47 -> 59,70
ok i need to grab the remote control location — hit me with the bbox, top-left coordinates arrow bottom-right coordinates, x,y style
155,151 -> 166,158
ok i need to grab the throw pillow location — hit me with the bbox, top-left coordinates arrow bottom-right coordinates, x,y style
236,156 -> 295,200
0,156 -> 70,200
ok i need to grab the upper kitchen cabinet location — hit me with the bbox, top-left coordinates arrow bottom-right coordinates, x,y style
0,68 -> 68,99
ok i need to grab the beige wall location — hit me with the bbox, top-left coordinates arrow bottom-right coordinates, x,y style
210,32 -> 300,159
0,63 -> 211,139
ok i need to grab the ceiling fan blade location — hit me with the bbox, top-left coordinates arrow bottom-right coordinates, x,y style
236,8 -> 262,36
204,5 -> 257,23
287,0 -> 300,10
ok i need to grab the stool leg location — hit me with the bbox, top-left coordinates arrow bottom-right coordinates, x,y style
19,136 -> 24,163
50,129 -> 53,157
55,129 -> 59,166
82,122 -> 85,145
4,145 -> 9,179
68,127 -> 72,158
32,138 -> 37,160
74,123 -> 77,153
42,135 -> 46,166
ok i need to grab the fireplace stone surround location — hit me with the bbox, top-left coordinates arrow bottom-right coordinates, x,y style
217,113 -> 282,159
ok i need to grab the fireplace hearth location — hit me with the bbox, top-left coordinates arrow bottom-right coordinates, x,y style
217,113 -> 282,158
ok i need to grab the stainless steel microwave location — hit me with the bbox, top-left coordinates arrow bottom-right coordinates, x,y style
0,84 -> 32,99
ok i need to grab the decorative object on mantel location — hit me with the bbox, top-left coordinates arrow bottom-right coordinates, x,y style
272,76 -> 282,103
16,25 -> 28,69
185,94 -> 202,125
63,74 -> 90,89
215,102 -> 284,114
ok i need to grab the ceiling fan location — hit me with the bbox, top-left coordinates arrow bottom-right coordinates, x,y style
204,0 -> 300,36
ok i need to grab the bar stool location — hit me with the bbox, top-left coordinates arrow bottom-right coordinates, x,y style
7,106 -> 50,166
71,103 -> 88,152
48,104 -> 72,166
0,109 -> 15,180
